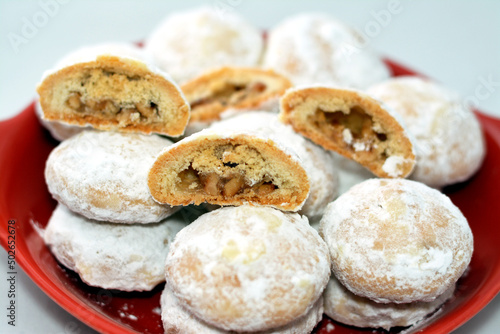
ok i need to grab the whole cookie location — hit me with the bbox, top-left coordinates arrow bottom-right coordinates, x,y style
323,275 -> 455,330
160,284 -> 324,334
45,130 -> 177,223
320,178 -> 473,304
368,76 -> 485,188
165,206 -> 331,332
145,6 -> 263,84
263,13 -> 390,89
44,204 -> 187,291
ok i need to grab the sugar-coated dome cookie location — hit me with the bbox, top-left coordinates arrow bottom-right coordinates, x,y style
323,276 -> 455,330
145,7 -> 263,84
165,206 -> 331,332
45,130 -> 178,224
320,178 -> 473,304
148,112 -> 338,220
280,86 -> 416,178
37,45 -> 190,137
160,284 -> 324,334
44,204 -> 187,291
368,76 -> 485,188
182,66 -> 292,134
263,13 -> 390,89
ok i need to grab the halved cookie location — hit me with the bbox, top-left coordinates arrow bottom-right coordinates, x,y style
280,86 -> 416,178
148,113 -> 311,211
182,67 -> 292,127
37,54 -> 190,136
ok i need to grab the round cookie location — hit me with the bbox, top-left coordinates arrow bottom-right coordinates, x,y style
45,130 -> 178,224
367,76 -> 485,188
263,13 -> 390,89
145,7 -> 263,84
160,284 -> 324,334
319,178 -> 473,304
165,205 -> 331,332
44,204 -> 187,291
323,275 -> 455,330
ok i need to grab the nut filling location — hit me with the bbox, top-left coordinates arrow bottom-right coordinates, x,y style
310,106 -> 393,161
189,82 -> 267,119
177,165 -> 278,198
65,92 -> 160,123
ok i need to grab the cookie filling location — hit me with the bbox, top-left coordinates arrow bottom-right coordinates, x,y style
63,69 -> 162,124
66,92 -> 159,123
189,81 -> 267,119
309,106 -> 392,162
177,165 -> 277,198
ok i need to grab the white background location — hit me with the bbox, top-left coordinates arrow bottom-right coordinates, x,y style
0,0 -> 499,333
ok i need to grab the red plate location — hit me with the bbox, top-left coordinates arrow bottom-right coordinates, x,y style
1,60 -> 500,334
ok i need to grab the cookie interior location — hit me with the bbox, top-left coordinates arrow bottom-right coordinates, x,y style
148,136 -> 309,210
182,67 -> 292,123
37,55 -> 189,136
280,88 -> 415,178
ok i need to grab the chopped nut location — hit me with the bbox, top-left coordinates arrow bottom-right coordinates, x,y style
257,183 -> 275,196
223,174 -> 245,197
178,168 -> 200,191
252,82 -> 267,93
103,100 -> 119,114
136,103 -> 156,118
201,173 -> 220,196
66,92 -> 82,110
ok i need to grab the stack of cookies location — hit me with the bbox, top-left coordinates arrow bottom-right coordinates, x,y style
37,6 -> 484,333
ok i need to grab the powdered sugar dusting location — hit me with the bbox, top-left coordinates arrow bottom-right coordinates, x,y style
263,13 -> 389,89
323,275 -> 455,330
160,284 -> 324,334
320,178 -> 473,304
44,204 -> 188,291
145,6 -> 263,84
166,206 -> 330,332
368,76 -> 485,188
45,130 -> 178,223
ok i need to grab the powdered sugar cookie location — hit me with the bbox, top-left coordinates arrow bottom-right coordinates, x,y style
44,204 -> 187,291
145,7 -> 263,84
148,112 -> 338,219
160,284 -> 324,334
280,86 -> 416,178
182,67 -> 292,133
37,47 -> 190,137
368,76 -> 485,188
263,13 -> 390,89
165,205 -> 330,332
45,130 -> 178,224
323,275 -> 455,330
320,178 -> 473,304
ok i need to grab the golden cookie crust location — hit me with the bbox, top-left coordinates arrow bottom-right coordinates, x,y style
148,130 -> 310,211
37,55 -> 190,136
